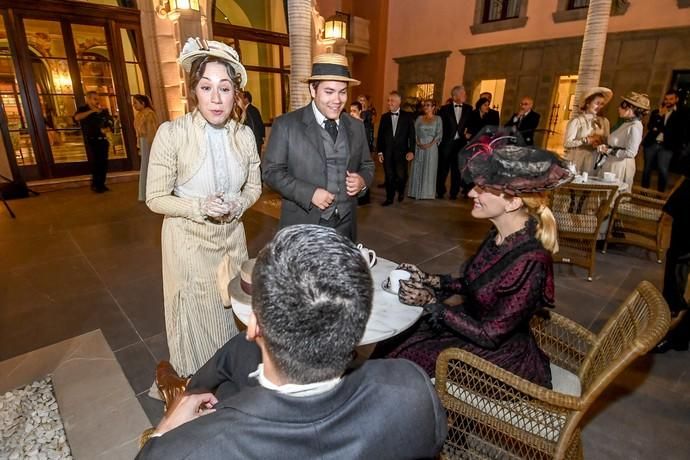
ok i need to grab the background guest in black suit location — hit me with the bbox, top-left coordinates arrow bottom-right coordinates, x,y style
437,85 -> 472,199
505,96 -> 541,145
242,91 -> 265,154
479,91 -> 500,126
377,91 -> 416,206
642,90 -> 688,191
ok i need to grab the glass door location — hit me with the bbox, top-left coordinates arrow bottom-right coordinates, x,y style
23,18 -> 88,171
0,15 -> 39,178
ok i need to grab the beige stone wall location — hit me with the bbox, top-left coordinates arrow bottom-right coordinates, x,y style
382,0 -> 690,105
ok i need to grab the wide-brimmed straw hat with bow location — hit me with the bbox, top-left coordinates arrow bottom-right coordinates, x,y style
621,91 -> 651,111
178,37 -> 247,88
462,126 -> 573,196
581,86 -> 613,106
302,53 -> 360,86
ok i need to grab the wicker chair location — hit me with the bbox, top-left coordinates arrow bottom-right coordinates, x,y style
435,280 -> 670,460
551,183 -> 619,281
603,185 -> 672,264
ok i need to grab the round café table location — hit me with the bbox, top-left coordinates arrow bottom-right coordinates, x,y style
229,257 -> 423,348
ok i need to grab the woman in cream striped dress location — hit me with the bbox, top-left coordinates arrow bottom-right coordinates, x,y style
146,38 -> 261,376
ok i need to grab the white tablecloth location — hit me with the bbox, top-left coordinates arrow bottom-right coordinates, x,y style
230,258 -> 423,346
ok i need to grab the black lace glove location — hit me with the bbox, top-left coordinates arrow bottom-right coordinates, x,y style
398,279 -> 437,306
396,263 -> 441,289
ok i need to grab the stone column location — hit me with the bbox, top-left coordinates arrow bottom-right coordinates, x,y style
288,0 -> 313,110
571,0 -> 613,117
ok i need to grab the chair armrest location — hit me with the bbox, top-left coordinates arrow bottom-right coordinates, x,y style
435,347 -> 582,411
631,186 -> 667,201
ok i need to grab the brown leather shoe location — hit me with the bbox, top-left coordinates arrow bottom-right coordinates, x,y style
155,361 -> 190,411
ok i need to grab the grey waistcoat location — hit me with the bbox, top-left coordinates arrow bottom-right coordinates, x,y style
319,124 -> 350,220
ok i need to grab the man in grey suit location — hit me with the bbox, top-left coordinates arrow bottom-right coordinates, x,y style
263,53 -> 375,241
137,225 -> 448,460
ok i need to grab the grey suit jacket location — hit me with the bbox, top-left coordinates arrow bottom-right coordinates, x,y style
137,336 -> 447,460
262,104 -> 375,230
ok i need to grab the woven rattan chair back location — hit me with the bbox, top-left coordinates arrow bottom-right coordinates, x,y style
603,185 -> 671,263
551,183 -> 619,280
436,281 -> 670,460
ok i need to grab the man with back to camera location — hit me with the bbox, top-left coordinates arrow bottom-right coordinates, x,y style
73,90 -> 114,193
136,225 -> 448,459
263,53 -> 374,241
376,91 -> 416,206
437,85 -> 472,199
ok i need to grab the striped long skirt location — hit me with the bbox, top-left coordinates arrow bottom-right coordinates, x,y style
161,216 -> 247,376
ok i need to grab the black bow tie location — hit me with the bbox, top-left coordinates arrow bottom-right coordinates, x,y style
391,112 -> 399,116
454,104 -> 461,108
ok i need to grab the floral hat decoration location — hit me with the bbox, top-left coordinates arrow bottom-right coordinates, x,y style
462,126 -> 573,196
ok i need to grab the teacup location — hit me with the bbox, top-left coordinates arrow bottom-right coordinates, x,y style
356,243 -> 377,268
603,172 -> 616,182
388,269 -> 411,293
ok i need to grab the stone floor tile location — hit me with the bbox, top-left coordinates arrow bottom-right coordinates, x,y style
109,273 -> 165,340
144,332 -> 170,363
114,341 -> 158,396
137,393 -> 165,426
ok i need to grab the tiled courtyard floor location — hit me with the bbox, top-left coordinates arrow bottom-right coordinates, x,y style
1,177 -> 688,459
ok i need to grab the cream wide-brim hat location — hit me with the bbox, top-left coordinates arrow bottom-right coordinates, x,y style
302,53 -> 361,86
178,37 -> 248,88
622,91 -> 651,111
581,86 -> 613,106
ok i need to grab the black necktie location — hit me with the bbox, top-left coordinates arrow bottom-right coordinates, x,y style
324,119 -> 338,143
391,112 -> 399,116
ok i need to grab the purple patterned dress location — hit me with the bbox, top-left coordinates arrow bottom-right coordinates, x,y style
386,219 -> 555,388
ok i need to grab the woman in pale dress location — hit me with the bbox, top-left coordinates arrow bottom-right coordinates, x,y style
146,38 -> 261,377
409,99 -> 442,199
563,87 -> 612,174
133,94 -> 159,201
596,92 -> 650,188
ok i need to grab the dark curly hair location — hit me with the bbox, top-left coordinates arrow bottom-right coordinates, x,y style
251,225 -> 373,384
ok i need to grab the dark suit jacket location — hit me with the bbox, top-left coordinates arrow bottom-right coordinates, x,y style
438,102 -> 472,148
505,110 -> 541,145
137,336 -> 447,460
244,103 -> 265,151
376,110 -> 416,157
643,108 -> 688,154
262,104 -> 375,229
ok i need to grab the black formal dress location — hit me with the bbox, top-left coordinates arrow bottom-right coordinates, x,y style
376,110 -> 416,202
437,102 -> 472,198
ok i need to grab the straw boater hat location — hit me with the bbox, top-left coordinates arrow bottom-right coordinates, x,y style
621,91 -> 651,111
225,258 -> 255,306
462,126 -> 573,196
302,53 -> 360,86
581,86 -> 613,106
178,37 -> 248,88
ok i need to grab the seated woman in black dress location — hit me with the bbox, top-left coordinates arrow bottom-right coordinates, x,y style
381,128 -> 572,388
